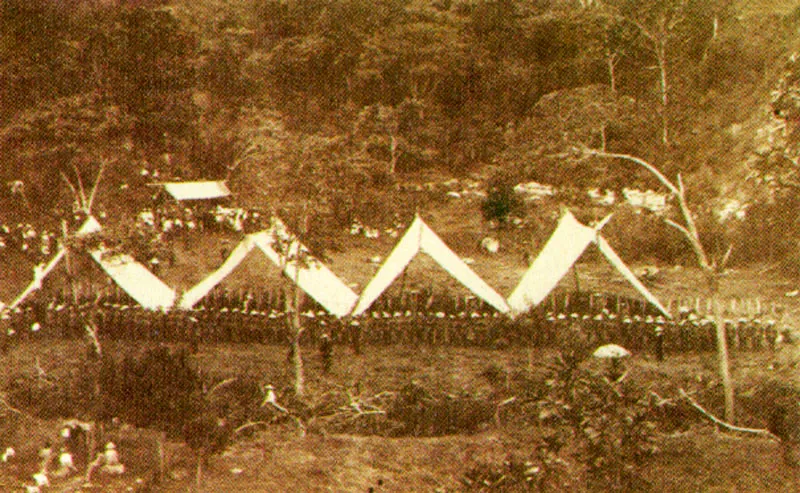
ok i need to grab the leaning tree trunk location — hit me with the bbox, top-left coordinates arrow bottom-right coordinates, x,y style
586,151 -> 735,422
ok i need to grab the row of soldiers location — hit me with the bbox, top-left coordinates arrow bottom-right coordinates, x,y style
526,309 -> 783,358
0,300 -> 787,361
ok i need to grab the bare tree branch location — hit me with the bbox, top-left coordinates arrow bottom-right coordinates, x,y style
72,163 -> 87,211
720,244 -> 734,270
679,389 -> 776,438
60,172 -> 80,206
664,218 -> 691,238
571,147 -> 735,421
86,160 -> 108,214
584,149 -> 680,195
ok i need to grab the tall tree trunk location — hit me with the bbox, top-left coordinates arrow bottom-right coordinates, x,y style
709,274 -> 735,422
292,280 -> 305,398
389,135 -> 399,174
195,455 -> 203,491
657,44 -> 670,147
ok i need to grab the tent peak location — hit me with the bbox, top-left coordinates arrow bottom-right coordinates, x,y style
594,214 -> 613,232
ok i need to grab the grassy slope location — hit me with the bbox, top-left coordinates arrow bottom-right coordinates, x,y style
1,340 -> 799,491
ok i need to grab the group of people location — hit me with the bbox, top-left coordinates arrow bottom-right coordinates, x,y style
135,203 -> 268,239
25,420 -> 124,491
0,221 -> 56,265
527,309 -> 783,360
0,286 -> 788,363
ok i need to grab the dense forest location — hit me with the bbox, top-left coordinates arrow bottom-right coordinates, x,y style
2,0 -> 800,267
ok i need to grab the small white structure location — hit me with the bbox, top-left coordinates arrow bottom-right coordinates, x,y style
593,344 -> 631,359
622,188 -> 668,213
480,237 -> 500,254
161,181 -> 231,201
514,182 -> 555,201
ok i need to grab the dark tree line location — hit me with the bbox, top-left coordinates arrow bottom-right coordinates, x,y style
0,0 -> 797,266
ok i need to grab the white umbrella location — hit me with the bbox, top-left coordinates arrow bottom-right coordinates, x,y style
592,343 -> 631,359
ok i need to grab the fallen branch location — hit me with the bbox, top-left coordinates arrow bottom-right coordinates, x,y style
495,396 -> 517,426
205,378 -> 236,399
234,421 -> 269,435
678,388 -> 778,439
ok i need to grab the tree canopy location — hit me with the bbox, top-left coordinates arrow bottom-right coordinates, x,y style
0,0 -> 795,252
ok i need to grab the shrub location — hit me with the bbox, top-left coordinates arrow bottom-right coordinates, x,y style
98,346 -> 203,435
387,382 -> 495,436
534,351 -> 660,491
481,172 -> 524,227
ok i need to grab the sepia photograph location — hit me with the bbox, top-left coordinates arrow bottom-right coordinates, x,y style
0,0 -> 799,491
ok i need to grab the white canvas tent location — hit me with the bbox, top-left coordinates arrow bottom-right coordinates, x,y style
178,218 -> 358,317
89,248 -> 177,311
5,214 -> 103,311
249,224 -> 358,317
507,210 -> 669,318
76,215 -> 103,237
161,180 -> 231,201
351,215 -> 510,316
5,216 -> 177,311
6,248 -> 68,311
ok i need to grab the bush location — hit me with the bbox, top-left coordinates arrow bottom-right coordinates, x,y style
387,382 -> 495,436
98,346 -> 203,435
481,172 -> 524,227
534,351 -> 660,491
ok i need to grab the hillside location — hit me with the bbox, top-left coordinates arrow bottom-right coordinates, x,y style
0,0 -> 800,292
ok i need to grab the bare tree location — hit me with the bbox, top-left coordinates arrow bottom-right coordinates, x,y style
571,146 -> 735,421
603,0 -> 689,147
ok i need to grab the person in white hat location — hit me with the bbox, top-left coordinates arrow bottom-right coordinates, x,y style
101,442 -> 125,475
51,447 -> 77,478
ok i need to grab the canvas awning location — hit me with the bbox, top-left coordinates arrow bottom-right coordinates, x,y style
351,215 -> 510,316
161,181 -> 231,201
90,249 -> 176,310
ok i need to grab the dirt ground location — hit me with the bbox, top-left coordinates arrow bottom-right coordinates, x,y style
0,338 -> 798,492
2,214 -> 800,491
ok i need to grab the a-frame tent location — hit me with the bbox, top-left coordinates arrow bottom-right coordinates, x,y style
506,210 -> 669,318
351,214 -> 511,317
178,218 -> 358,317
89,248 -> 177,310
6,248 -> 68,311
5,217 -> 177,312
